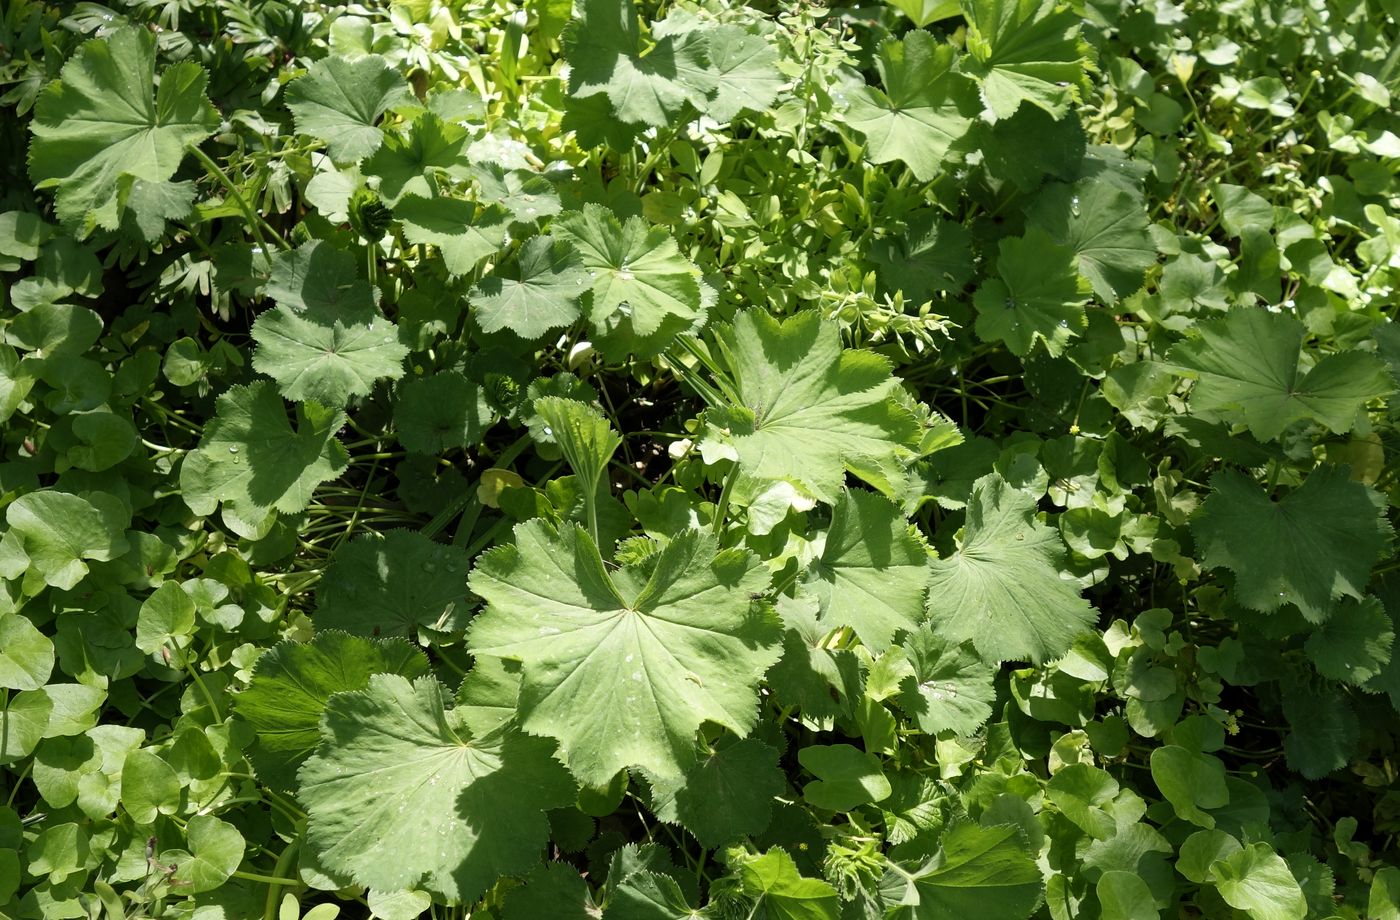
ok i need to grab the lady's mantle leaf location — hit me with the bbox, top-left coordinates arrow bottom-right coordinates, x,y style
235,631 -> 429,791
396,196 -> 512,276
879,822 -> 1043,919
927,474 -> 1097,664
552,205 -> 705,349
251,304 -> 408,407
844,31 -> 976,182
179,381 -> 349,517
700,310 -> 918,504
1192,467 -> 1391,621
315,531 -> 472,637
957,0 -> 1089,120
470,236 -> 589,339
394,372 -> 494,455
735,849 -> 841,920
502,863 -> 596,920
285,55 -> 413,162
1304,596 -> 1393,685
28,27 -> 219,232
1167,309 -> 1393,442
803,489 -> 931,653
467,521 -> 780,786
973,228 -> 1089,357
896,625 -> 995,736
1027,175 -> 1156,304
298,674 -> 575,902
364,113 -> 473,205
647,736 -> 784,848
266,241 -> 376,314
565,0 -> 713,128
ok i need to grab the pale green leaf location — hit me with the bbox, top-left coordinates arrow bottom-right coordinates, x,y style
927,473 -> 1097,664
467,522 -> 779,785
299,674 -> 575,902
179,381 -> 349,517
286,55 -> 412,162
28,28 -> 219,231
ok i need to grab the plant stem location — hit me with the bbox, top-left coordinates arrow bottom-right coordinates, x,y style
187,144 -> 290,266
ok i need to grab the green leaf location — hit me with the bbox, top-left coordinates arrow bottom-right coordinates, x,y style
693,24 -> 783,123
0,612 -> 54,691
1027,176 -> 1155,303
736,849 -> 840,920
1148,745 -> 1227,828
364,113 -> 473,205
393,372 -> 494,455
766,593 -> 862,724
1370,866 -> 1400,920
180,381 -> 349,517
1167,309 -> 1394,441
1046,763 -> 1119,839
251,303 -> 408,407
1096,870 -> 1159,920
135,581 -> 196,656
927,473 -> 1098,664
266,241 -> 376,314
843,31 -> 975,181
1210,843 -> 1306,920
299,674 -> 575,902
396,195 -> 512,276
1178,830 -> 1242,884
315,531 -> 472,637
503,863 -> 596,920
973,227 -> 1090,357
552,205 -> 705,346
896,625 -> 995,736
28,27 -> 219,232
0,690 -> 53,766
879,822 -> 1044,919
958,0 -> 1089,119
470,236 -> 589,339
533,397 -> 622,512
467,521 -> 780,786
1192,467 -> 1391,621
171,815 -> 246,894
1281,684 -> 1358,779
701,310 -> 918,504
565,0 -> 712,128
4,490 -> 129,591
648,735 -> 783,848
120,749 -> 181,825
1304,596 -> 1393,684
235,631 -> 429,791
886,0 -> 961,26
5,303 -> 103,357
802,489 -> 930,652
870,212 -> 974,299
798,744 -> 892,812
285,54 -> 413,162
472,165 -> 563,226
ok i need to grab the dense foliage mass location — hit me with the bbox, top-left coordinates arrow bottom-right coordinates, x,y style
0,0 -> 1398,917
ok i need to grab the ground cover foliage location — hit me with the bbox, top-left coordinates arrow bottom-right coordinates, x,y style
0,0 -> 1398,916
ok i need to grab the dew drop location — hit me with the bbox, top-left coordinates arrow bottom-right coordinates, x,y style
228,446 -> 239,454
422,561 -> 438,574
543,425 -> 553,436
1070,195 -> 1081,216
